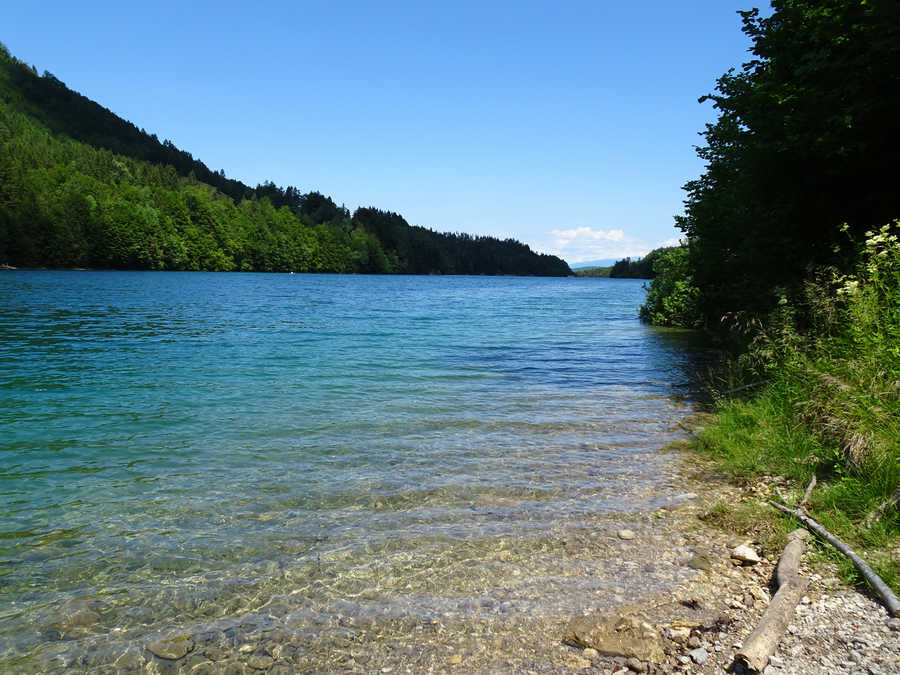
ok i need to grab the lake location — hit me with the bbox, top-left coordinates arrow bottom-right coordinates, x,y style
0,272 -> 702,671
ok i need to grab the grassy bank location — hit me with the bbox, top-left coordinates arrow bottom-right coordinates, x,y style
687,224 -> 900,595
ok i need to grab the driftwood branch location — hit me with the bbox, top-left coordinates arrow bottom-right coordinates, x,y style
735,529 -> 810,672
769,500 -> 900,617
799,476 -> 817,508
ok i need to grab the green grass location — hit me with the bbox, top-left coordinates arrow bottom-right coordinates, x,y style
691,224 -> 900,595
694,375 -> 899,594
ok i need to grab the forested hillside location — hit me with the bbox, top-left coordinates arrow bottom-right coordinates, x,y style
0,44 -> 570,275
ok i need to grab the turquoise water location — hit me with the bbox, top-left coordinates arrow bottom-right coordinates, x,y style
0,272 -> 700,671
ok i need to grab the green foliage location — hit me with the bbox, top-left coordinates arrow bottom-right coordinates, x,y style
608,247 -> 672,279
678,0 -> 900,325
638,246 -> 701,327
0,47 -> 570,276
697,223 -> 900,592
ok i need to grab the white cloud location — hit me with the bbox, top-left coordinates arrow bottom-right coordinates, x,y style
536,226 -> 651,264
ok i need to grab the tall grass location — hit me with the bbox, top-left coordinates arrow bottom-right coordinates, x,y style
695,222 -> 900,592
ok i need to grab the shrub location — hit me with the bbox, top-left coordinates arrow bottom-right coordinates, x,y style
639,245 -> 701,328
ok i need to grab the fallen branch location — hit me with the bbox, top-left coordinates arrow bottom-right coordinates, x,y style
734,528 -> 810,672
799,476 -> 817,509
769,500 -> 900,617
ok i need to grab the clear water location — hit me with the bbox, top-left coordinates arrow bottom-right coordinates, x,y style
0,272 -> 701,671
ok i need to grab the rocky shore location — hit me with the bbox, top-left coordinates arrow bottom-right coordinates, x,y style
559,458 -> 900,675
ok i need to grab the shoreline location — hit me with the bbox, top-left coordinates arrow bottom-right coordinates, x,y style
565,447 -> 900,674
12,435 -> 899,672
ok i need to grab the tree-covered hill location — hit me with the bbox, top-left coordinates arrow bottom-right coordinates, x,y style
0,43 -> 570,276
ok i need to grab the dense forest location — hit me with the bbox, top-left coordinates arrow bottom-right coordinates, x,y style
0,44 -> 570,276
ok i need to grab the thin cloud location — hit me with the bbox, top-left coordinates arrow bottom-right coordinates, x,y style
539,226 -> 650,264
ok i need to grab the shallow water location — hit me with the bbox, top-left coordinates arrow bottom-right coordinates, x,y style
0,272 -> 701,671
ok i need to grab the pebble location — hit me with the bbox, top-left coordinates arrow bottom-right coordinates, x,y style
688,647 -> 708,665
667,626 -> 690,642
247,654 -> 274,670
730,544 -> 762,565
617,529 -> 636,540
564,654 -> 592,670
625,656 -> 646,672
687,554 -> 712,571
147,636 -> 194,660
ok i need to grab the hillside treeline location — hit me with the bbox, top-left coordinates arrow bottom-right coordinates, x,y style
0,45 -> 570,276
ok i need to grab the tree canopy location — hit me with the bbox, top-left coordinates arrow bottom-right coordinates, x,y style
675,0 -> 900,325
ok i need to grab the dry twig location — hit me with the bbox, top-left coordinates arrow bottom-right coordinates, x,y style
799,475 -> 817,508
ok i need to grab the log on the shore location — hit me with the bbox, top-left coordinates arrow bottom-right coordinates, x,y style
734,528 -> 810,672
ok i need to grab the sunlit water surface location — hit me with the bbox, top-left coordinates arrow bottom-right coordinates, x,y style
0,272 -> 703,671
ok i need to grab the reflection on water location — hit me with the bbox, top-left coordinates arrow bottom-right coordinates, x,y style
0,272 -> 704,671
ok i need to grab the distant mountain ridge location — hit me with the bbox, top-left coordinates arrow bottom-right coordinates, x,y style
0,43 -> 571,276
569,258 -> 618,269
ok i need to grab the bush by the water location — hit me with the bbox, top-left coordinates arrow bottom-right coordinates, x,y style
638,246 -> 700,328
698,223 -> 900,592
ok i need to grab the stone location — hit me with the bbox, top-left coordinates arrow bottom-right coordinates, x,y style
499,550 -> 512,562
563,654 -> 592,670
887,618 -> 900,632
731,544 -> 761,565
564,615 -> 664,664
447,653 -> 462,665
750,585 -> 771,605
687,635 -> 701,649
114,646 -> 145,670
148,636 -> 195,660
687,554 -> 712,571
583,648 -> 599,659
688,647 -> 709,665
247,654 -> 275,670
204,646 -> 226,661
625,656 -> 646,672
667,626 -> 691,643
44,607 -> 101,636
617,529 -> 636,540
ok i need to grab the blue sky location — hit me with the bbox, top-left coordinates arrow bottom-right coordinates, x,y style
3,1 -> 765,264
